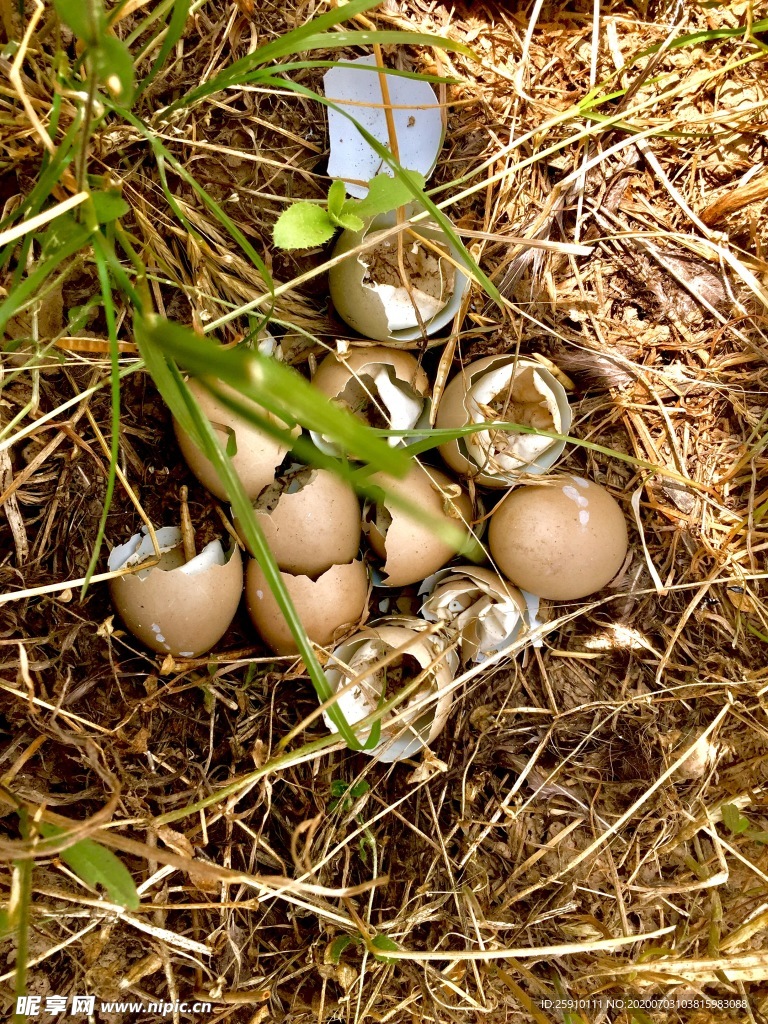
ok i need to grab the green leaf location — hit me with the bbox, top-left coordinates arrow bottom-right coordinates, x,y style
94,34 -> 135,103
53,0 -> 105,43
37,822 -> 139,911
273,202 -> 336,250
349,780 -> 370,799
90,190 -> 129,224
722,803 -> 750,835
745,830 -> 768,844
327,179 -> 347,220
371,934 -> 400,963
350,171 -> 426,220
327,934 -> 357,963
335,212 -> 364,232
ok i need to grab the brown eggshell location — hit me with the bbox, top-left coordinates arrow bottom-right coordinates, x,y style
488,476 -> 629,600
234,467 -> 361,576
312,347 -> 429,401
109,536 -> 243,657
245,559 -> 369,654
365,464 -> 473,587
174,378 -> 301,500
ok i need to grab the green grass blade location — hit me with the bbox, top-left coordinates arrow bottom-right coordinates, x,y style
138,316 -> 408,477
133,315 -> 369,749
135,0 -> 190,99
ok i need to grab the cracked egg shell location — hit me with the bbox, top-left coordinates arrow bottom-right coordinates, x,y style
321,621 -> 458,762
436,354 -> 572,487
233,465 -> 361,576
245,559 -> 368,655
108,527 -> 243,657
328,210 -> 470,346
419,565 -> 527,664
364,463 -> 473,588
311,347 -> 431,455
488,476 -> 629,600
174,378 -> 301,500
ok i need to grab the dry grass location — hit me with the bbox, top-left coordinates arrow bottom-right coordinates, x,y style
2,0 -> 768,1022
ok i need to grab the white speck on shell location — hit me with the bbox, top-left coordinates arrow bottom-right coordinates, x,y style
573,476 -> 590,488
579,510 -> 590,526
562,484 -> 589,508
256,589 -> 264,600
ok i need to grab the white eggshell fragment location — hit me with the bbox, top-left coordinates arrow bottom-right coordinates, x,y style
436,355 -> 572,486
364,463 -> 474,588
108,527 -> 243,657
174,378 -> 301,500
488,476 -> 629,601
245,559 -> 368,655
324,55 -> 444,199
419,565 -> 527,664
310,347 -> 431,454
329,211 -> 470,345
233,465 -> 361,576
322,620 -> 458,762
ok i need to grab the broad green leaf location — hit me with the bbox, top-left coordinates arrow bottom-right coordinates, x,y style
273,202 -> 336,250
53,0 -> 105,43
94,34 -> 135,103
37,822 -> 140,910
371,934 -> 400,963
721,803 -> 750,835
327,179 -> 347,220
90,190 -> 129,224
335,212 -> 364,231
350,171 -> 426,220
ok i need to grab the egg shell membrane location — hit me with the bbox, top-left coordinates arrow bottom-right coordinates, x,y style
312,346 -> 430,399
109,540 -> 243,657
245,559 -> 368,655
322,623 -> 456,762
365,464 -> 473,588
419,565 -> 527,663
234,467 -> 362,576
436,355 -> 571,487
174,378 -> 300,500
488,477 -> 629,601
328,211 -> 470,346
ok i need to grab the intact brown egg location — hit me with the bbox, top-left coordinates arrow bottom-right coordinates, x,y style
488,476 -> 629,600
174,378 -> 300,500
364,463 -> 473,587
108,527 -> 243,657
233,465 -> 361,576
245,559 -> 368,654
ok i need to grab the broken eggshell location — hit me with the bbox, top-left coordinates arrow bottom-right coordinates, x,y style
174,377 -> 301,500
324,54 -> 444,199
419,565 -> 528,664
310,346 -> 431,454
329,210 -> 471,345
436,355 -> 572,487
108,527 -> 243,657
245,559 -> 368,655
321,620 -> 458,762
364,463 -> 474,588
233,464 -> 361,577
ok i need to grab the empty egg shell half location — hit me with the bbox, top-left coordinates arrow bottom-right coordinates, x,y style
488,476 -> 629,600
419,565 -> 527,664
174,377 -> 301,500
233,465 -> 361,577
310,346 -> 431,455
322,620 -> 458,762
245,559 -> 368,655
364,463 -> 473,588
436,355 -> 572,487
329,210 -> 470,345
108,527 -> 243,657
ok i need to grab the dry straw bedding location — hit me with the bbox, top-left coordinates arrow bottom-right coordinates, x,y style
1,0 -> 768,1021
